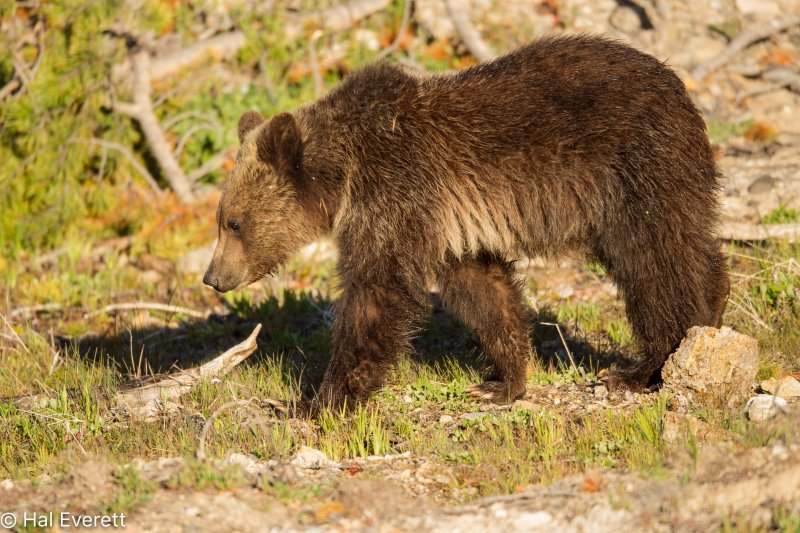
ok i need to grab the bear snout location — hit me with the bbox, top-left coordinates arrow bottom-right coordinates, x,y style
202,269 -> 219,291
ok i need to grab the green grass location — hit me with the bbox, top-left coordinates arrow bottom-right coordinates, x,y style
762,204 -> 800,225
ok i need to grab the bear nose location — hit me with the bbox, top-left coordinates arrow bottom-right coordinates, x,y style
203,270 -> 218,290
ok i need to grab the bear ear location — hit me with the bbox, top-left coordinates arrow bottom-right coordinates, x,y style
255,112 -> 303,178
237,110 -> 264,144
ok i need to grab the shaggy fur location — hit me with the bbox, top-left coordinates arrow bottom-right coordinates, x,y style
204,35 -> 730,409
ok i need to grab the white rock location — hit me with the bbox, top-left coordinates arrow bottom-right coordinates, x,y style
289,446 -> 337,469
225,452 -> 269,476
439,414 -> 455,424
760,376 -> 800,398
745,394 -> 788,422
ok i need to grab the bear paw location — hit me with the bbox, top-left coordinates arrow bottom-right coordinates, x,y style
466,381 -> 524,404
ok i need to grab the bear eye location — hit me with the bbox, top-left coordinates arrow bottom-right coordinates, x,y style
227,219 -> 241,232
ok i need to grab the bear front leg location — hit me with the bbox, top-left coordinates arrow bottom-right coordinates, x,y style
315,278 -> 428,411
438,253 -> 531,403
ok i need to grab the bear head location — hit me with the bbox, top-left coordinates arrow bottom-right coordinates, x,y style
203,110 -> 313,292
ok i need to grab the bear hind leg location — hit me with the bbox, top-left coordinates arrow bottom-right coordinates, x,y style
438,253 -> 531,403
598,232 -> 729,391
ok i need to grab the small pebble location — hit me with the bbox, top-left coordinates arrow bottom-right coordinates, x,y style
439,414 -> 454,424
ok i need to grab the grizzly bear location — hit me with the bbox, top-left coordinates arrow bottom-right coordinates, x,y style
203,35 -> 730,410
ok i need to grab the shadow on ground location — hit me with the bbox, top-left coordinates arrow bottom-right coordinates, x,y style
57,290 -> 633,399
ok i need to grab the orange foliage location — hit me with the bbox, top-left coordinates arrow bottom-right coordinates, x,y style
744,121 -> 778,143
759,48 -> 795,67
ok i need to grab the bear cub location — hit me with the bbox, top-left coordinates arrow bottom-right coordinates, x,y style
204,35 -> 730,410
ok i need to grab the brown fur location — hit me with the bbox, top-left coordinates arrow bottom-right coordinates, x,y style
204,35 -> 730,409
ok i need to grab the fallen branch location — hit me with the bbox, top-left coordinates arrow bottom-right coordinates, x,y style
288,0 -> 394,37
691,15 -> 800,82
84,301 -> 208,319
111,31 -> 246,83
112,47 -> 196,203
31,235 -> 132,269
444,0 -> 496,63
735,67 -> 800,104
0,20 -> 44,104
720,222 -> 800,243
9,303 -> 64,320
112,324 -> 262,421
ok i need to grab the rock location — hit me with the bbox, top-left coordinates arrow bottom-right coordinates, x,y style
461,412 -> 488,421
759,376 -> 800,399
439,414 -> 455,424
662,411 -> 733,445
747,175 -> 775,195
662,326 -> 759,409
609,5 -> 643,34
512,400 -> 536,411
593,385 -> 609,399
289,446 -> 338,469
745,395 -> 788,422
225,452 -> 270,477
176,242 -> 215,275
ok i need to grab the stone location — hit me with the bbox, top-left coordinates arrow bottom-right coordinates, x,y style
512,400 -> 536,411
439,414 -> 455,424
759,376 -> 800,399
661,411 -> 733,445
289,446 -> 338,469
461,412 -> 488,421
662,326 -> 759,409
745,394 -> 788,422
176,242 -> 215,274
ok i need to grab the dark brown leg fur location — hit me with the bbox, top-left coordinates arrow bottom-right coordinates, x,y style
597,226 -> 730,391
316,274 -> 429,410
437,253 -> 531,403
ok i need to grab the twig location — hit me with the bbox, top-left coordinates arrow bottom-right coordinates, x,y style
112,47 -> 196,202
197,399 -> 257,461
173,123 -> 217,158
691,15 -> 800,82
187,148 -> 233,182
444,0 -> 496,63
113,324 -> 262,421
75,138 -> 163,197
539,322 -> 578,371
84,301 -> 208,319
376,0 -> 413,60
308,30 -> 325,98
727,296 -> 772,331
720,222 -> 800,243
